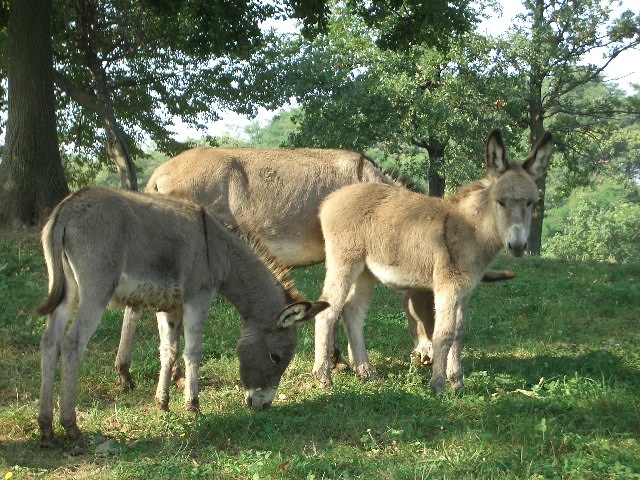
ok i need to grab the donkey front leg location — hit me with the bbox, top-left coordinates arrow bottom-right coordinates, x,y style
341,270 -> 376,381
181,301 -> 211,412
313,262 -> 365,388
312,305 -> 342,389
430,290 -> 459,395
155,310 -> 182,411
446,296 -> 469,393
115,306 -> 142,391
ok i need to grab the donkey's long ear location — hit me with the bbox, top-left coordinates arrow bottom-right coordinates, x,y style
276,301 -> 330,329
522,131 -> 552,180
485,129 -> 510,175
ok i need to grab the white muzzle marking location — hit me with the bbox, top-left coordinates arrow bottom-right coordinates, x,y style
245,387 -> 278,409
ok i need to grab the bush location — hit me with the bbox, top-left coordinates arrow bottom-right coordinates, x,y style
543,176 -> 640,263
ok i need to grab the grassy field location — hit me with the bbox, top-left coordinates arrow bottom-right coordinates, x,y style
0,235 -> 638,479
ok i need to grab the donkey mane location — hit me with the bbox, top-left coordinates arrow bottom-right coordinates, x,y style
447,178 -> 493,206
379,164 -> 427,193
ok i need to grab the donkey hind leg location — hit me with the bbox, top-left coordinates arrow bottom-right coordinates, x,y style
404,290 -> 435,367
38,293 -> 76,447
341,269 -> 376,382
313,261 -> 366,389
330,319 -> 350,372
445,297 -> 469,393
181,300 -> 211,413
154,310 -> 183,412
115,306 -> 142,391
58,297 -> 110,445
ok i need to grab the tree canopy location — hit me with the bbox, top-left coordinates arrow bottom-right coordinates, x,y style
1,0 -> 639,245
262,0 -> 640,253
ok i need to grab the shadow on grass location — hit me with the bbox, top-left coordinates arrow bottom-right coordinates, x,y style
464,348 -> 640,388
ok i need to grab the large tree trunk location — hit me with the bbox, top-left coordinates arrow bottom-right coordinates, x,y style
0,0 -> 69,229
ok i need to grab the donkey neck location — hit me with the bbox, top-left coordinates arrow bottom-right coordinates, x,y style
448,177 -> 504,260
218,232 -> 298,327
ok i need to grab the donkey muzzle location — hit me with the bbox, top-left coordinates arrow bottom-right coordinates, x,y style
507,225 -> 528,257
245,386 -> 277,409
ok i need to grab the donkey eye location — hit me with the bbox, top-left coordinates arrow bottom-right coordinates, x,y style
526,200 -> 533,207
498,200 -> 506,208
269,352 -> 282,364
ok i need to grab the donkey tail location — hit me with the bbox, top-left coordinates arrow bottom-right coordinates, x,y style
34,199 -> 69,316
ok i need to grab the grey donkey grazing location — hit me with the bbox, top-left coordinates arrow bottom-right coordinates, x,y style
35,187 -> 328,446
312,130 -> 552,394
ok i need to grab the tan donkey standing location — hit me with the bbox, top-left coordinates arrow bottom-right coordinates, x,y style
312,130 -> 552,394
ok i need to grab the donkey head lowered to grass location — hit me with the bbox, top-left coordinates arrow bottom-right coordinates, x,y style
312,130 -> 552,394
35,187 -> 328,446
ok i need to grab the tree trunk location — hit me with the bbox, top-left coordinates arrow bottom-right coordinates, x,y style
414,137 -> 446,197
0,0 -> 69,229
76,0 -> 138,190
53,71 -> 138,191
426,138 -> 446,197
103,111 -> 138,191
526,0 -> 547,256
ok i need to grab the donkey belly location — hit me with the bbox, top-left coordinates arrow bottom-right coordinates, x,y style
268,238 -> 325,267
110,275 -> 184,312
366,260 -> 429,290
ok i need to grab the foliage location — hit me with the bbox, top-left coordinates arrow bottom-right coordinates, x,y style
344,0 -> 477,51
1,237 -> 639,478
50,0 -> 289,178
544,174 -> 640,263
244,109 -> 300,147
271,0 -> 640,202
276,2 -> 513,193
94,150 -> 171,189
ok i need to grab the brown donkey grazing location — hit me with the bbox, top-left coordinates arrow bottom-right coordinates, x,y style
114,148 -> 514,389
35,187 -> 327,446
312,130 -> 552,394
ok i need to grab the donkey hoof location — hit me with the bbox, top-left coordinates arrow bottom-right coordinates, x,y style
430,378 -> 446,396
116,374 -> 136,392
450,379 -> 464,395
64,424 -> 84,447
38,428 -> 56,448
174,377 -> 186,392
355,364 -> 376,382
411,350 -> 432,367
330,349 -> 350,372
155,397 -> 170,412
171,367 -> 185,391
313,370 -> 334,389
185,399 -> 200,413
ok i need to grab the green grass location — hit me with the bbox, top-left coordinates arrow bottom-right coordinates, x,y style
0,237 -> 639,479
